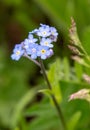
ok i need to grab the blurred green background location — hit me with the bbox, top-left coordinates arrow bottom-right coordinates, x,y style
0,0 -> 90,130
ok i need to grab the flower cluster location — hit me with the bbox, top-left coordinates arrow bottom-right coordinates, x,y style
11,24 -> 58,61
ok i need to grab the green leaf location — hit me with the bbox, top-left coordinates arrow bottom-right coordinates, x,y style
38,89 -> 53,104
47,59 -> 62,104
26,98 -> 61,130
28,116 -> 60,130
38,89 -> 52,95
67,112 -> 81,130
11,89 -> 36,127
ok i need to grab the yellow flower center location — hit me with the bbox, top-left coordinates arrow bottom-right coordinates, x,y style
16,51 -> 20,55
41,49 -> 46,54
43,31 -> 46,35
45,42 -> 48,45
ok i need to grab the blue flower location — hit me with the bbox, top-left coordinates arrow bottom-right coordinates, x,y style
30,29 -> 38,34
49,49 -> 54,57
50,27 -> 58,42
11,43 -> 24,61
40,23 -> 50,28
40,38 -> 53,48
28,34 -> 38,43
50,27 -> 58,36
36,24 -> 51,37
23,38 -> 30,50
23,34 -> 38,51
11,24 -> 58,61
26,43 -> 39,59
37,45 -> 52,59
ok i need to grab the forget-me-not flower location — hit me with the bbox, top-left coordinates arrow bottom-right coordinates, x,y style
23,38 -> 30,49
26,43 -> 39,59
11,23 -> 58,61
28,34 -> 38,43
50,27 -> 58,42
36,24 -> 51,37
11,43 -> 25,61
50,27 -> 58,37
40,38 -> 53,48
37,46 -> 51,59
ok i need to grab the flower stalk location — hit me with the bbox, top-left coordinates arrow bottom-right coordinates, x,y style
24,53 -> 41,67
39,58 -> 67,130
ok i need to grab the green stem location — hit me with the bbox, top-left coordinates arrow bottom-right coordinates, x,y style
39,58 -> 67,130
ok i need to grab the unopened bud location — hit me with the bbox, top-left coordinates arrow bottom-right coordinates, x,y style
69,17 -> 82,47
69,89 -> 90,102
71,56 -> 83,63
69,17 -> 76,34
83,74 -> 90,84
71,55 -> 90,67
68,45 -> 80,55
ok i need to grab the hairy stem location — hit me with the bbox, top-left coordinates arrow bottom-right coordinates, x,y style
39,58 -> 67,130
